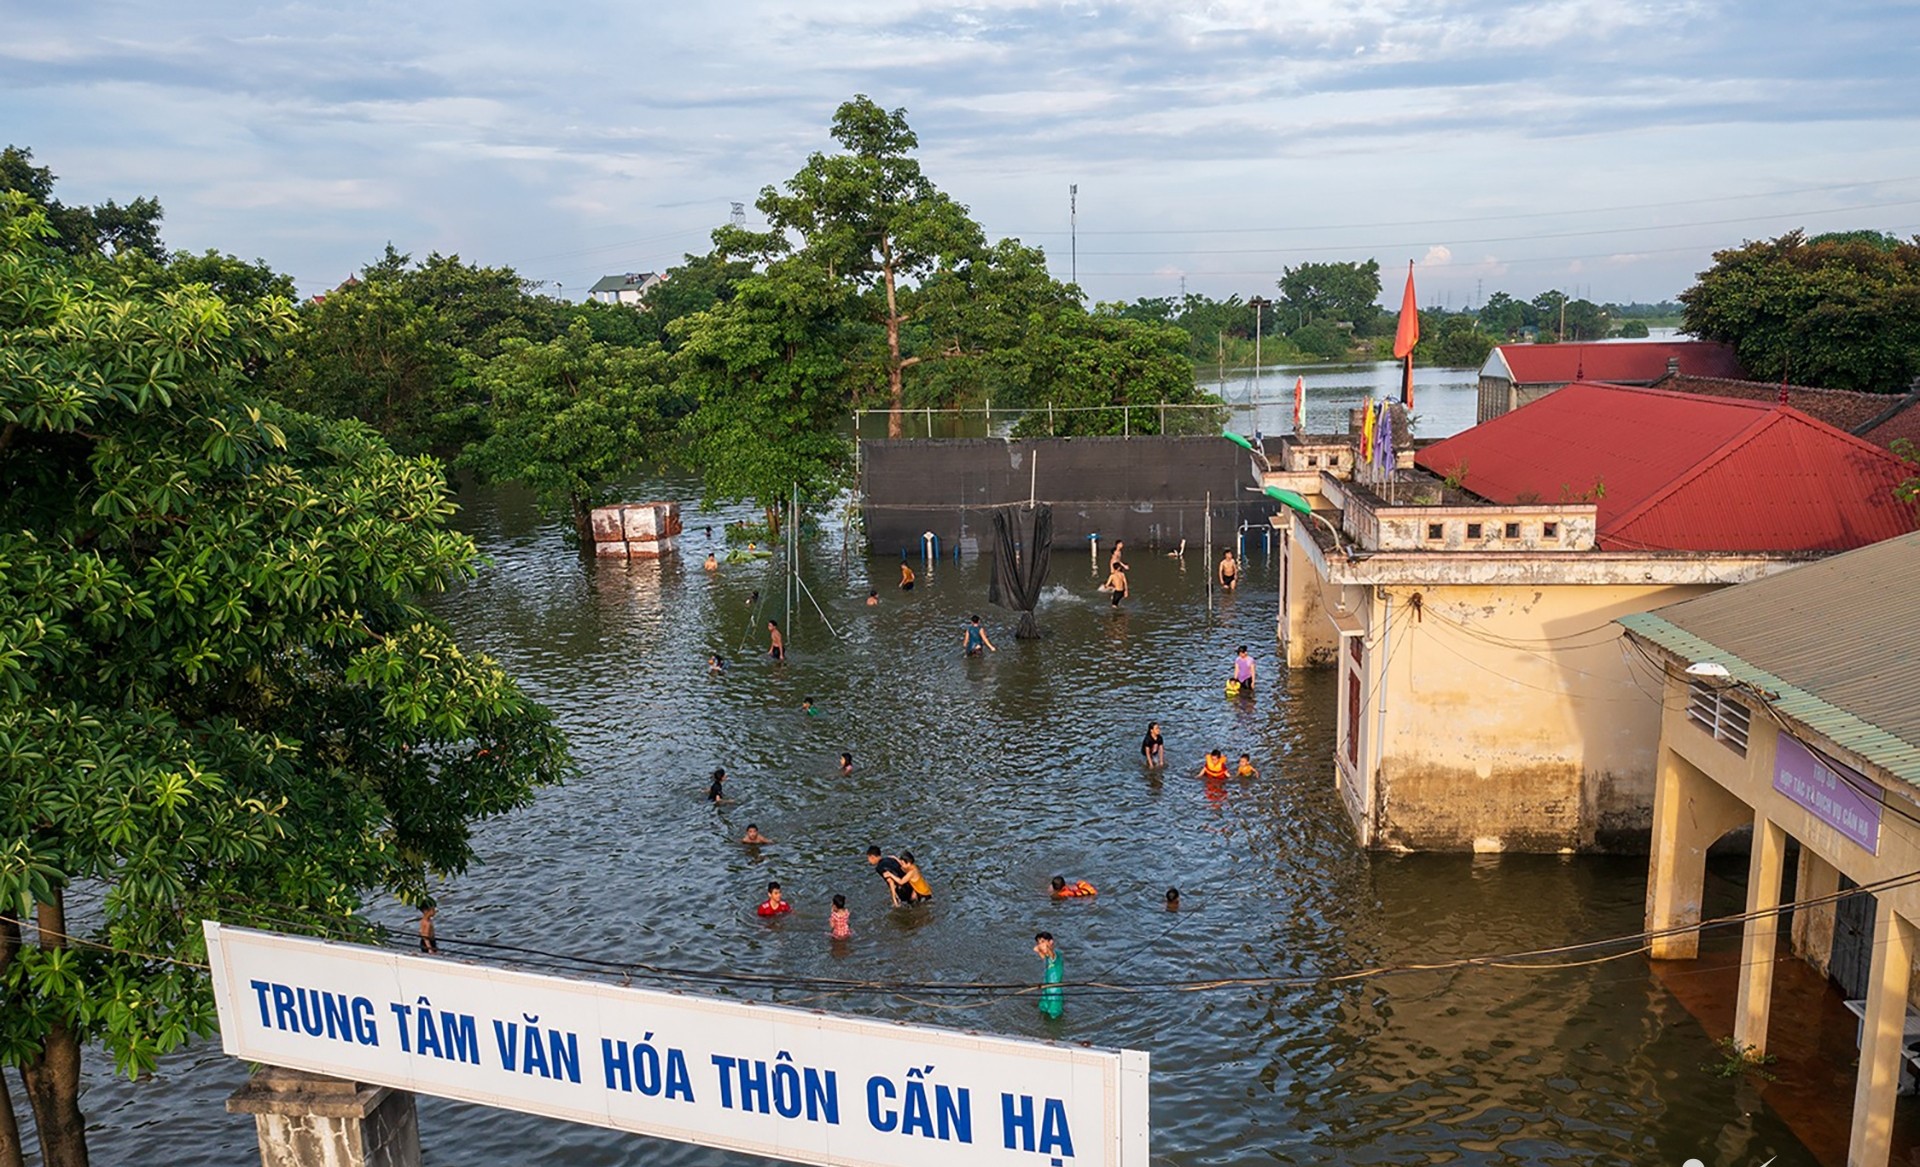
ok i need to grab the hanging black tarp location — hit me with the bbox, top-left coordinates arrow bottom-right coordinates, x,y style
988,504 -> 1052,639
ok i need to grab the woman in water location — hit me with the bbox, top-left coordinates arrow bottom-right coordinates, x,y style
1231,645 -> 1256,694
1140,721 -> 1166,767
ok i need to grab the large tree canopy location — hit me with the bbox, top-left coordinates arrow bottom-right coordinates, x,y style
1278,259 -> 1382,334
0,194 -> 569,1167
1680,229 -> 1920,393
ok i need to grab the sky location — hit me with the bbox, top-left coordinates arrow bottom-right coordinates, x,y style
7,0 -> 1920,309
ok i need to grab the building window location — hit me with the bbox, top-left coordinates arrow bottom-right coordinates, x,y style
1427,523 -> 1443,540
1504,522 -> 1520,539
1687,681 -> 1751,755
1543,522 -> 1558,538
1467,522 -> 1483,539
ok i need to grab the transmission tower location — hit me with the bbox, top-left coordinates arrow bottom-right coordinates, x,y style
730,202 -> 746,227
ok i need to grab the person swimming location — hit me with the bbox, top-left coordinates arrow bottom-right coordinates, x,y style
704,551 -> 719,571
742,824 -> 772,845
1200,749 -> 1229,781
1165,887 -> 1181,911
1050,876 -> 1098,899
757,882 -> 792,917
1140,721 -> 1165,767
1236,753 -> 1260,778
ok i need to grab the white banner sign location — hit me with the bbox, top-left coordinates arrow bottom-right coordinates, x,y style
203,923 -> 1148,1167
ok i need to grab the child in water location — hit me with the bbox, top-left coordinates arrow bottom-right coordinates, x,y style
1165,888 -> 1181,911
1237,753 -> 1260,778
1050,876 -> 1098,899
1200,749 -> 1229,781
839,751 -> 854,777
827,894 -> 851,939
1034,932 -> 1064,1019
757,882 -> 792,917
899,850 -> 933,901
742,824 -> 771,845
899,563 -> 915,591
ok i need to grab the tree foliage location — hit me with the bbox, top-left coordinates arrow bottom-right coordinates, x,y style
672,259 -> 859,529
462,324 -> 686,540
1681,229 -> 1920,392
754,96 -> 986,436
1278,260 -> 1383,334
0,146 -> 165,261
0,194 -> 568,1167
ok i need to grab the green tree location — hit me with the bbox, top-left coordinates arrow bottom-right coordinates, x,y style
1010,315 -> 1212,437
755,95 -> 985,437
672,258 -> 858,530
462,324 -> 686,542
1475,291 -> 1530,339
1681,229 -> 1920,392
0,195 -> 569,1167
267,278 -> 468,456
639,251 -> 756,352
1278,260 -> 1382,333
1616,320 -> 1651,338
1290,320 -> 1352,361
0,146 -> 164,260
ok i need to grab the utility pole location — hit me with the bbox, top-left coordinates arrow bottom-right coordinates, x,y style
1069,184 -> 1078,290
1248,297 -> 1270,414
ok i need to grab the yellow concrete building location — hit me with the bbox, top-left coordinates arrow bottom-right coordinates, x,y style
1273,384 -> 1916,853
1621,532 -> 1920,1167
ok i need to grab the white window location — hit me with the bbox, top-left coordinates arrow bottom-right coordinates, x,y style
1687,681 -> 1750,755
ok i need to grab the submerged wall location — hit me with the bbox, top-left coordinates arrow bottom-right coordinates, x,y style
860,436 -> 1271,552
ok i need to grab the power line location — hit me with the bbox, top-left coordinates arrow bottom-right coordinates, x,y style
1011,175 -> 1920,237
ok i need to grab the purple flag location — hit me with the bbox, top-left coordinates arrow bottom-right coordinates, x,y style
1375,401 -> 1394,474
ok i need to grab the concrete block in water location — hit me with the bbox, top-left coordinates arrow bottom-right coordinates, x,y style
593,539 -> 630,559
589,506 -> 627,544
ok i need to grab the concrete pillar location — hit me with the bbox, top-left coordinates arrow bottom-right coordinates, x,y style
1645,745 -> 1750,960
1791,847 -> 1841,975
1848,900 -> 1914,1167
227,1068 -> 420,1167
1733,815 -> 1787,1053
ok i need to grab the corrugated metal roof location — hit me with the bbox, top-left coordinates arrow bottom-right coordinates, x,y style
1617,531 -> 1920,786
1414,383 -> 1917,552
1493,340 -> 1743,385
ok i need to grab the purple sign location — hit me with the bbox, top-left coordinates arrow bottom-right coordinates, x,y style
1774,734 -> 1882,854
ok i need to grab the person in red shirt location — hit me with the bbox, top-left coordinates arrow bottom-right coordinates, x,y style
757,882 -> 792,917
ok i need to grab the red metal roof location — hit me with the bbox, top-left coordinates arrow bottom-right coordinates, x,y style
1414,383 -> 1917,552
1491,340 -> 1743,385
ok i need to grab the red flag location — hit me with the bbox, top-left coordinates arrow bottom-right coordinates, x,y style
1292,375 -> 1305,434
1393,261 -> 1418,408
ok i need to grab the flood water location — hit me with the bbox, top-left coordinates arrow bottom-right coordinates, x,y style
28,458 -> 1814,1166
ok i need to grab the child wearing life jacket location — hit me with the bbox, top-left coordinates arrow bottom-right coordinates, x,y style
1200,749 -> 1229,780
1050,876 -> 1098,899
1236,754 -> 1260,778
757,882 -> 792,917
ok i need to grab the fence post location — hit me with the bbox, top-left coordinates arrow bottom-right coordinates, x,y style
1049,402 -> 1055,435
1159,402 -> 1166,433
1124,406 -> 1130,438
926,406 -> 933,438
985,398 -> 991,433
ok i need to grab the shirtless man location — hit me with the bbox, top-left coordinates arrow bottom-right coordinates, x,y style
1104,563 -> 1129,608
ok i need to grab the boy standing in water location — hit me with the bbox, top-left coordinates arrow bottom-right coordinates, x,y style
767,620 -> 785,660
963,615 -> 996,656
899,563 -> 915,591
1034,932 -> 1065,1019
1104,563 -> 1129,608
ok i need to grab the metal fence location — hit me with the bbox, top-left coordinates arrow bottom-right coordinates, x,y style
852,401 -> 1251,442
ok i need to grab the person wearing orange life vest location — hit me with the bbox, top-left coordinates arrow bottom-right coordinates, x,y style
1200,748 -> 1229,781
1050,876 -> 1098,899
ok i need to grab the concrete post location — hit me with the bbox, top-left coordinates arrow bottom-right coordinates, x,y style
228,1068 -> 421,1167
1733,815 -> 1787,1053
1848,900 -> 1914,1167
1645,745 -> 1750,960
1791,847 -> 1841,974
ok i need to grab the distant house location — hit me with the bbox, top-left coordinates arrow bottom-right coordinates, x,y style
1647,373 -> 1920,452
1274,383 -> 1916,853
588,272 -> 664,307
1476,340 -> 1743,424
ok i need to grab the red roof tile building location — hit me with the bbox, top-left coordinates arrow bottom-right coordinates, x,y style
1418,384 -> 1916,553
1647,373 -> 1920,451
1476,340 -> 1743,423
